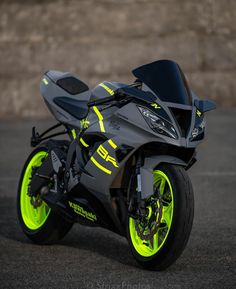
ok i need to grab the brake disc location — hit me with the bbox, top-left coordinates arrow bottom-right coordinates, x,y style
135,191 -> 163,241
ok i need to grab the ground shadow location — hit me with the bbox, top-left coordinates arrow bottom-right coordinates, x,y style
0,197 -> 137,268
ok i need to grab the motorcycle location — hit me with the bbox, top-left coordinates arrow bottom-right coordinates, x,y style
17,59 -> 216,270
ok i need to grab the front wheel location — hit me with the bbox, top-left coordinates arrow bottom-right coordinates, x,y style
127,164 -> 194,270
17,146 -> 73,244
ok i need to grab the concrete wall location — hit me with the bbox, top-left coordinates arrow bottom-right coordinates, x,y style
0,0 -> 235,118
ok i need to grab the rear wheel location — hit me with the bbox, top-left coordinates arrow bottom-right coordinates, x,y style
17,146 -> 73,244
127,164 -> 194,270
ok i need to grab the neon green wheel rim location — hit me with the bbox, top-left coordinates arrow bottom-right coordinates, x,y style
20,151 -> 51,230
129,170 -> 174,257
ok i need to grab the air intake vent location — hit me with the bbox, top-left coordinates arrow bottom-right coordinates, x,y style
170,108 -> 192,137
56,77 -> 89,95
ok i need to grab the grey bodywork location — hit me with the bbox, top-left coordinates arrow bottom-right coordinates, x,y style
40,70 -> 203,200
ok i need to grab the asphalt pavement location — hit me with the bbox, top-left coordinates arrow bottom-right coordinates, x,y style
0,109 -> 235,289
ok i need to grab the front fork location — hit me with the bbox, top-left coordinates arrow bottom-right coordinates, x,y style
128,153 -> 146,218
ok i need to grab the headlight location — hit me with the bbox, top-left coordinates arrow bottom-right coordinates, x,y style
191,119 -> 206,140
138,106 -> 178,139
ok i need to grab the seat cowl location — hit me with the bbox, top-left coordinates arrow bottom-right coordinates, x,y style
46,70 -> 71,82
46,70 -> 89,95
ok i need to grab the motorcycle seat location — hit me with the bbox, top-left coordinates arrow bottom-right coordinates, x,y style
46,70 -> 90,96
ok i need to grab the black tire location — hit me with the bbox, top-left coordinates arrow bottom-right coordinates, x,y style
17,145 -> 73,245
127,163 -> 194,270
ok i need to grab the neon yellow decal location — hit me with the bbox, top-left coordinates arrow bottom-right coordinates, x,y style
196,109 -> 202,117
97,145 -> 119,168
80,137 -> 89,148
106,155 -> 119,168
80,118 -> 90,129
150,103 -> 161,109
93,106 -> 105,132
91,156 -> 112,175
108,139 -> 117,149
99,83 -> 114,95
42,78 -> 49,85
97,144 -> 107,159
71,129 -> 76,139
69,201 -> 97,222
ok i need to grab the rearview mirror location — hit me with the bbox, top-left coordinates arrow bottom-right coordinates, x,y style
194,99 -> 216,113
118,87 -> 157,103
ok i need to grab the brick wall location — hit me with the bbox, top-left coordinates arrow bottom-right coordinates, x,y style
0,0 -> 235,118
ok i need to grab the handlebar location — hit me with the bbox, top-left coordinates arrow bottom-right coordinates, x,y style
87,94 -> 117,107
87,85 -> 156,107
87,89 -> 127,107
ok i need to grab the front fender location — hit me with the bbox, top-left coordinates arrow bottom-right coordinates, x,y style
140,155 -> 187,199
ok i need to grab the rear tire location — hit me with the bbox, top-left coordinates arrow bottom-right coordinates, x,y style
127,164 -> 194,270
17,146 -> 73,245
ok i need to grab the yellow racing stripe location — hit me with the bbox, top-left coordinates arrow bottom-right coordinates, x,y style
93,106 -> 105,133
80,137 -> 89,148
71,129 -> 77,139
91,156 -> 111,175
99,83 -> 114,95
108,139 -> 117,149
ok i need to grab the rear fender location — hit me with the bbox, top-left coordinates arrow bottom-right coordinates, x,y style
140,155 -> 187,199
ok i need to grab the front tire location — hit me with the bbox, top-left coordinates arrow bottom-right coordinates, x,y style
127,164 -> 194,270
17,146 -> 73,244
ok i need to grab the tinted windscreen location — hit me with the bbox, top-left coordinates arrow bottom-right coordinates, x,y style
132,60 -> 192,105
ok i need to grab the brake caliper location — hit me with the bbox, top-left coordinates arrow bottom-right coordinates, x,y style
135,190 -> 163,241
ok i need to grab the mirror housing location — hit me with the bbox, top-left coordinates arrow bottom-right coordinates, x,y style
117,86 -> 157,103
194,99 -> 216,113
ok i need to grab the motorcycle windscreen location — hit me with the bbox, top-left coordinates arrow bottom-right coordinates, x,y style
132,60 -> 192,105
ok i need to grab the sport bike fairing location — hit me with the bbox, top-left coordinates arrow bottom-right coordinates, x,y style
18,59 -> 216,270
39,60 -> 208,202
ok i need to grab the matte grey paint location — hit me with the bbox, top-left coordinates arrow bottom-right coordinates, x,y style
40,71 -> 203,202
40,71 -> 91,129
140,155 -> 186,199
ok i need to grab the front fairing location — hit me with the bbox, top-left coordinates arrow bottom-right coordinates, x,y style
132,60 -> 205,147
132,59 -> 192,106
